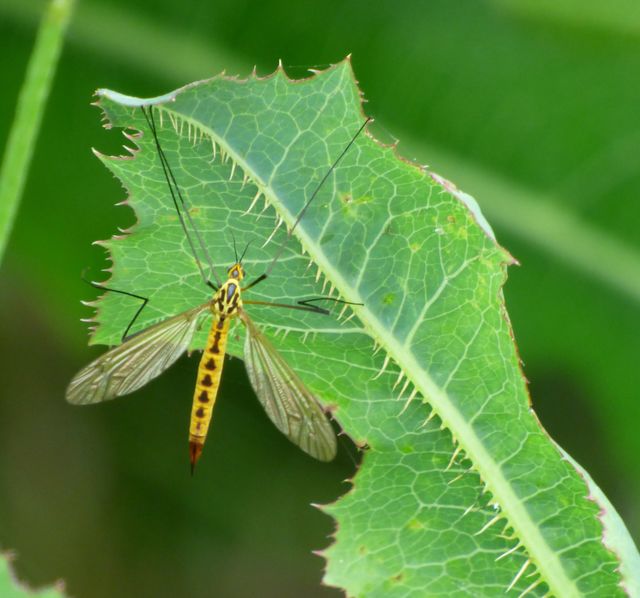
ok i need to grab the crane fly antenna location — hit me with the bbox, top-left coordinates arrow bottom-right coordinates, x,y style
231,230 -> 239,263
141,106 -> 221,290
239,239 -> 253,263
243,116 -> 371,291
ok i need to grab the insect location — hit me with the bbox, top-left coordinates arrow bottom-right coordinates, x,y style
67,104 -> 369,471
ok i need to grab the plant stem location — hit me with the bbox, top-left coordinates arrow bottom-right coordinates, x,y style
0,0 -> 75,263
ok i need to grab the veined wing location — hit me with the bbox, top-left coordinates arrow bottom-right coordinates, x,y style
240,311 -> 337,462
67,302 -> 211,405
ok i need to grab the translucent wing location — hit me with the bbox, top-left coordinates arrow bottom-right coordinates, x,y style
240,311 -> 337,461
67,302 -> 210,405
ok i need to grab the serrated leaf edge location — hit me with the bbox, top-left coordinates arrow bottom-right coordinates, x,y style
92,60 -> 628,596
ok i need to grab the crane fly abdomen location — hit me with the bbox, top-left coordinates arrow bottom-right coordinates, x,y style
189,269 -> 244,470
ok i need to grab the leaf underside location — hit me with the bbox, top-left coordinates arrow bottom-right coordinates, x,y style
89,60 -> 634,596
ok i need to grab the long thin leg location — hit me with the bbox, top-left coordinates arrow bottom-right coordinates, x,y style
243,297 -> 362,316
141,106 -> 220,291
242,273 -> 267,292
81,272 -> 149,342
297,296 -> 363,313
242,117 -> 372,289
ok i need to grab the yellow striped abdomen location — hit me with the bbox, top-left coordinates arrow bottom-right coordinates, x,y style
189,314 -> 230,468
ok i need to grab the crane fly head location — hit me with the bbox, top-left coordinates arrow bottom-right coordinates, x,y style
227,263 -> 245,281
227,239 -> 252,280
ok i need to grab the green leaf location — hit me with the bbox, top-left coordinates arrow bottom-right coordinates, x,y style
88,60 -> 638,596
0,553 -> 66,598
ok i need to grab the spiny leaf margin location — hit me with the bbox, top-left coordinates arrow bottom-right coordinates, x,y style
86,59 -> 633,596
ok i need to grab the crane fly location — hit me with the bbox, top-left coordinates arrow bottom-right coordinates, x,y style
67,104 -> 369,470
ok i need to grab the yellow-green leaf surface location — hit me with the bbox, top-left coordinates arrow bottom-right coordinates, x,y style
90,60 -> 638,596
0,554 -> 65,598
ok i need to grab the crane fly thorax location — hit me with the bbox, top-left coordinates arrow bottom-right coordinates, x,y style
211,262 -> 245,318
212,280 -> 242,317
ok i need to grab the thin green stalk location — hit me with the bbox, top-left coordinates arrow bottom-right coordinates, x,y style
0,0 -> 75,263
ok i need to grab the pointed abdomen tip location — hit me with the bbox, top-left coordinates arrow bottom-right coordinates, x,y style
189,441 -> 204,475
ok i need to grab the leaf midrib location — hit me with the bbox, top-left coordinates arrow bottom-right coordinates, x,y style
289,203 -> 578,597
162,106 -> 577,596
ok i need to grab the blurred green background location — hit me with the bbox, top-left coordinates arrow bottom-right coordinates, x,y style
1,1 -> 639,596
